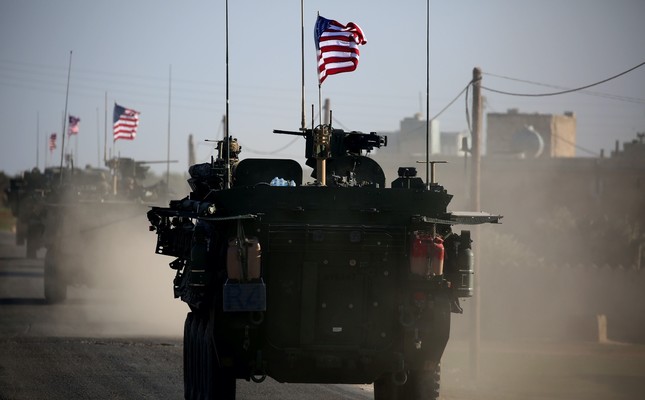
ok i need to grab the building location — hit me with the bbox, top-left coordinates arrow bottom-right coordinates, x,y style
487,108 -> 577,158
386,113 -> 441,157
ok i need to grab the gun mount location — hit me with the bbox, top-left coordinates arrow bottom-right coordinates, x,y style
275,126 -> 388,186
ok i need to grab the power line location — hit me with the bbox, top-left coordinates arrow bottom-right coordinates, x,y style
552,132 -> 599,157
481,60 -> 645,98
240,136 -> 302,156
430,79 -> 475,121
483,72 -> 645,104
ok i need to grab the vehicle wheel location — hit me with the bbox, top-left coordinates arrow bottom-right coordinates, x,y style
187,312 -> 202,400
374,365 -> 440,400
184,311 -> 236,400
374,374 -> 399,400
184,312 -> 194,399
399,365 -> 441,400
203,314 -> 215,399
204,315 -> 236,400
195,314 -> 206,399
43,249 -> 66,303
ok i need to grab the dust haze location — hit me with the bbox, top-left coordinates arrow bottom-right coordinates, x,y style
46,182 -> 190,338
377,152 -> 645,397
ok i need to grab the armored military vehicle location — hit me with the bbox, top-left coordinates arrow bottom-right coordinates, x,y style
43,159 -> 167,303
5,168 -> 50,258
147,124 -> 501,399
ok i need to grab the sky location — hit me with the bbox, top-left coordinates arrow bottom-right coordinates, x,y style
1,0 -> 644,176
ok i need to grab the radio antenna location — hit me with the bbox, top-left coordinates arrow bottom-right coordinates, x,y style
224,0 -> 231,188
425,0 -> 430,187
300,0 -> 306,131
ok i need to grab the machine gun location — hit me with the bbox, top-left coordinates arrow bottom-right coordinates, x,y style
274,126 -> 386,158
274,126 -> 387,185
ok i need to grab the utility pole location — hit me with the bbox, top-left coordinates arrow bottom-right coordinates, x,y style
469,66 -> 483,380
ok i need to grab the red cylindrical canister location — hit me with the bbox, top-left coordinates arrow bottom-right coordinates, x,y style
226,238 -> 242,280
429,237 -> 444,276
245,238 -> 262,280
226,237 -> 262,280
410,233 -> 429,276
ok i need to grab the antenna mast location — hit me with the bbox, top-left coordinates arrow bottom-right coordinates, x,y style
224,0 -> 231,189
425,0 -> 430,187
59,50 -> 72,185
300,0 -> 306,130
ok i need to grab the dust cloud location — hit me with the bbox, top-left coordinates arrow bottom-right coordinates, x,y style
375,153 -> 645,398
376,153 -> 644,344
48,185 -> 189,338
75,212 -> 187,337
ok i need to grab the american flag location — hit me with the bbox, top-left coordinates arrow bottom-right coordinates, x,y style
113,103 -> 140,141
49,133 -> 57,152
314,15 -> 367,84
68,115 -> 80,135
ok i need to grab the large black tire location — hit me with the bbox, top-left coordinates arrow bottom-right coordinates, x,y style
374,375 -> 399,400
184,312 -> 194,399
184,311 -> 236,400
373,365 -> 440,400
43,249 -> 66,303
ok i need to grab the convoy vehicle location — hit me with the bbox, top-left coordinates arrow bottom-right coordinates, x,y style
147,125 -> 501,399
43,159 -> 166,303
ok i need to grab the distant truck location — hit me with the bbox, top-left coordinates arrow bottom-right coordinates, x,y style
5,168 -> 49,258
147,126 -> 501,399
42,160 -> 168,303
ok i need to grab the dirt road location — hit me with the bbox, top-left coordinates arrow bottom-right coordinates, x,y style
1,231 -> 644,399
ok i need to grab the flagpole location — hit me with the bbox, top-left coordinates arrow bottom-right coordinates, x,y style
104,92 -> 108,165
317,12 -> 322,127
96,107 -> 100,167
224,0 -> 231,189
59,50 -> 72,185
36,112 -> 40,170
113,116 -> 118,196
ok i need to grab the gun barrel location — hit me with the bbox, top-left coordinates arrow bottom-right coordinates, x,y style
273,129 -> 308,136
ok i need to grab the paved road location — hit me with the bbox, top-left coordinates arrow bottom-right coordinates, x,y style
2,231 -> 645,399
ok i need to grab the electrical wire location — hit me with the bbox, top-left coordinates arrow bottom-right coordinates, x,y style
481,61 -> 645,97
483,72 -> 645,104
430,78 -> 477,122
240,136 -> 302,156
551,133 -> 599,157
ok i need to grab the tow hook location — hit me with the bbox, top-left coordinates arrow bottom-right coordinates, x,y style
399,305 -> 415,327
392,370 -> 408,386
251,351 -> 267,383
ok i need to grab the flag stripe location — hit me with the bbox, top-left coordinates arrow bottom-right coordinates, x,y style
314,15 -> 366,84
68,115 -> 80,135
113,103 -> 140,141
49,133 -> 57,152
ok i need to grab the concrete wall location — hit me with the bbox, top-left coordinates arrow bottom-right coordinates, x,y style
487,109 -> 576,158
